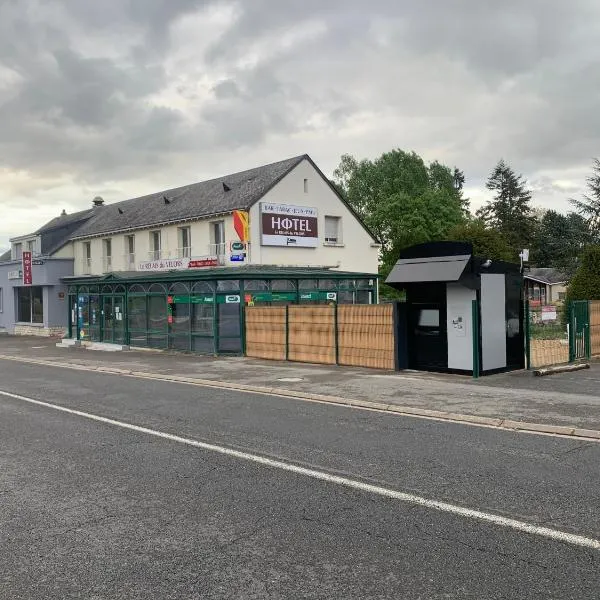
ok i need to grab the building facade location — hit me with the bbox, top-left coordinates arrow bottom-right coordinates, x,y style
2,154 -> 380,349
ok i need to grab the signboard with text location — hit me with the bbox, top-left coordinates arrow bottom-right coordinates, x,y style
22,251 -> 32,285
137,256 -> 219,271
260,202 -> 318,247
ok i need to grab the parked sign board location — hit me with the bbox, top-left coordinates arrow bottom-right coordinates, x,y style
260,202 -> 318,247
541,305 -> 558,321
7,270 -> 21,280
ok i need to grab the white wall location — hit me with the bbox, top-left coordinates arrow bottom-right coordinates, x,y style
480,274 -> 507,371
446,283 -> 475,371
67,215 -> 236,275
248,159 -> 379,274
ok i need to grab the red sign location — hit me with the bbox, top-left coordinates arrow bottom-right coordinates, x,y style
233,210 -> 249,242
22,251 -> 32,285
189,258 -> 219,268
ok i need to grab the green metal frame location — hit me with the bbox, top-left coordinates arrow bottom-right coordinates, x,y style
524,299 -> 531,370
471,298 -> 480,379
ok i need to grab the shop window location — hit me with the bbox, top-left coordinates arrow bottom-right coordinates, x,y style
17,286 -> 43,323
356,290 -> 372,304
317,279 -> 336,290
337,291 -> 354,304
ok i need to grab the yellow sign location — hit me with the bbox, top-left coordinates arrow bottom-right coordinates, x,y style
233,210 -> 249,242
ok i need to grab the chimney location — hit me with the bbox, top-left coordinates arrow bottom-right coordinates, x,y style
60,209 -> 67,216
92,196 -> 105,207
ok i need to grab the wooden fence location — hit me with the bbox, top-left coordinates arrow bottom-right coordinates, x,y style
245,304 -> 396,370
590,300 -> 600,356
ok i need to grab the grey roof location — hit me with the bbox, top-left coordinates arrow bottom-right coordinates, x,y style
524,267 -> 567,285
386,255 -> 471,284
35,208 -> 95,255
0,250 -> 11,262
70,155 -> 306,239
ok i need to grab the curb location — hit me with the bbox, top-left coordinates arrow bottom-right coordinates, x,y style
533,363 -> 590,376
1,353 -> 599,442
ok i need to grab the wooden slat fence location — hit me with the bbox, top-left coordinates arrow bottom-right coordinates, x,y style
590,300 -> 600,356
245,304 -> 395,370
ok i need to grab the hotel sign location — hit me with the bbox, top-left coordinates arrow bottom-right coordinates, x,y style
137,256 -> 219,272
260,203 -> 318,247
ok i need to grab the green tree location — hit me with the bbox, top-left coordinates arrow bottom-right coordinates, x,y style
476,159 -> 537,252
566,245 -> 600,301
532,210 -> 590,275
333,150 -> 467,275
571,158 -> 600,238
447,219 -> 513,261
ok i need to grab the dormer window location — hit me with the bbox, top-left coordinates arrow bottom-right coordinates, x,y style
13,242 -> 22,260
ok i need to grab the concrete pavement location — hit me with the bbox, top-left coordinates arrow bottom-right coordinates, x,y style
1,336 -> 600,432
0,359 -> 599,598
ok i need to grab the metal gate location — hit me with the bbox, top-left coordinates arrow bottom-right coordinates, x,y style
569,300 -> 590,361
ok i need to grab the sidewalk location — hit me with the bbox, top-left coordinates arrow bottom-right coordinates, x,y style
1,336 -> 600,433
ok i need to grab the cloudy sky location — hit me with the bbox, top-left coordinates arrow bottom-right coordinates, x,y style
1,0 -> 599,250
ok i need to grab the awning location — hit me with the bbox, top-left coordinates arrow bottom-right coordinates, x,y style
386,255 -> 471,284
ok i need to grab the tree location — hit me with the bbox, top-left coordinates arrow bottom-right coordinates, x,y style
476,159 -> 537,253
447,219 -> 513,261
333,150 -> 467,275
532,210 -> 590,275
571,158 -> 600,237
566,245 -> 600,301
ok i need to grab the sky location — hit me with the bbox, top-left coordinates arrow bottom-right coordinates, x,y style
1,0 -> 599,251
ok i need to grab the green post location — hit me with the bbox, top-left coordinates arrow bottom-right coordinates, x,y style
124,286 -> 130,346
471,299 -> 480,379
334,302 -> 339,365
75,286 -> 81,342
524,299 -> 531,370
285,304 -> 290,361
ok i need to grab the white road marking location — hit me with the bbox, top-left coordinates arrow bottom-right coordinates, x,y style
1,389 -> 599,551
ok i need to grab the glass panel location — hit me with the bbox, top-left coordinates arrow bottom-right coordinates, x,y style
218,337 -> 242,352
169,282 -> 190,294
217,280 -> 240,292
317,279 -> 336,290
114,285 -> 126,294
356,290 -> 372,305
148,295 -> 167,332
192,336 -> 215,354
337,291 -> 354,304
299,279 -> 317,290
17,288 -> 31,322
170,302 -> 190,337
192,281 -> 215,293
418,309 -> 440,327
218,303 -> 241,341
355,279 -> 372,289
129,284 -> 147,294
149,283 -> 168,294
338,280 -> 355,289
101,285 -> 114,294
103,297 -> 114,342
271,279 -> 296,291
192,304 -> 213,335
88,294 -> 101,341
243,280 -> 269,291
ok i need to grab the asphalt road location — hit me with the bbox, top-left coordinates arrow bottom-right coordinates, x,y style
0,360 -> 599,599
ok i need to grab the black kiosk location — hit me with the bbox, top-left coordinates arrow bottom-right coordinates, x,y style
386,241 -> 524,375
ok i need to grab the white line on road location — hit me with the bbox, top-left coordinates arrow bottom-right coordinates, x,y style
1,388 -> 599,551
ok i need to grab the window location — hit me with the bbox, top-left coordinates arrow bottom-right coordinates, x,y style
150,231 -> 161,260
303,178 -> 308,193
211,221 -> 225,255
13,243 -> 22,260
17,286 -> 43,324
418,309 -> 440,328
558,292 -> 566,301
178,226 -> 191,258
324,216 -> 342,244
125,235 -> 135,268
26,240 -> 35,255
103,239 -> 112,271
83,242 -> 92,273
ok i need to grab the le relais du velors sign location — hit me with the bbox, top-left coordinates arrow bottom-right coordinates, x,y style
260,202 -> 318,247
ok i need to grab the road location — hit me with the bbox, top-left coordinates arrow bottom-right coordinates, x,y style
0,359 -> 599,599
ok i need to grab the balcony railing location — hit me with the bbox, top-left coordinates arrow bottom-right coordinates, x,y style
82,258 -> 92,275
148,250 -> 163,261
177,247 -> 192,258
102,256 -> 112,273
208,243 -> 226,257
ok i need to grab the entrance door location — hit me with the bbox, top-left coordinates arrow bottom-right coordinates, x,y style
101,296 -> 125,344
408,302 -> 447,371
